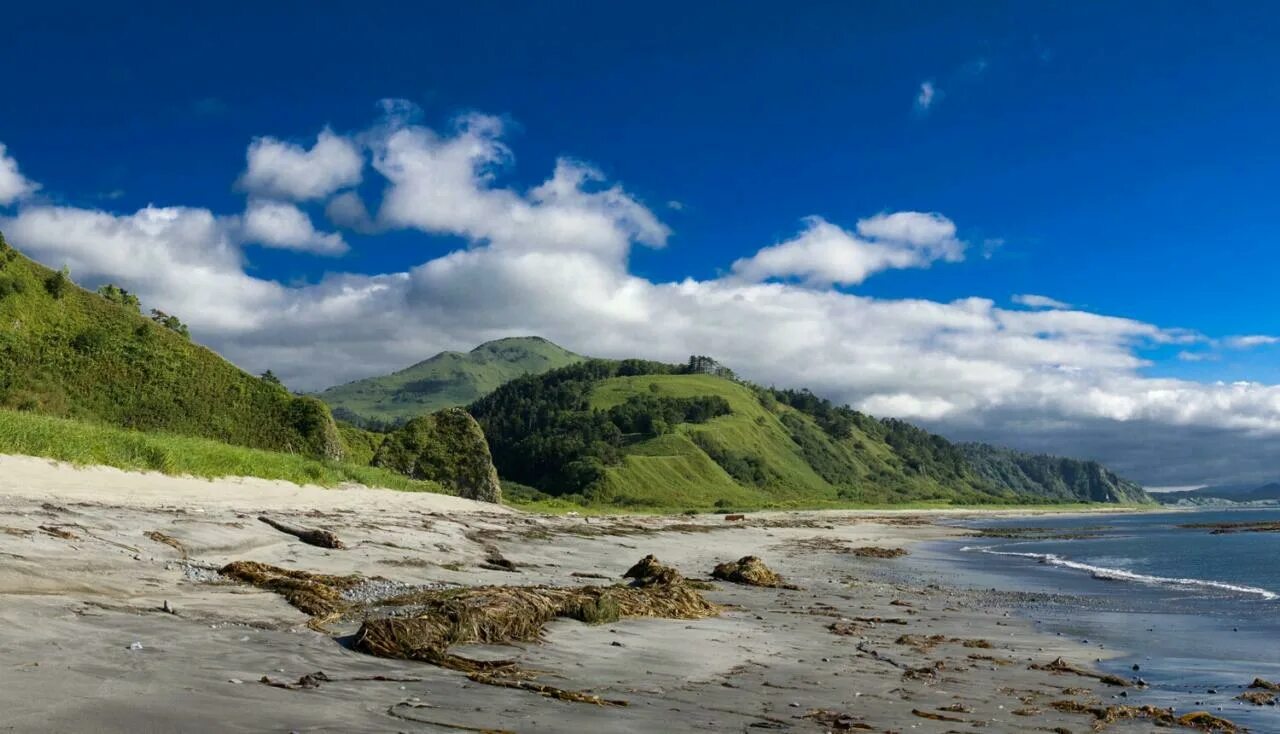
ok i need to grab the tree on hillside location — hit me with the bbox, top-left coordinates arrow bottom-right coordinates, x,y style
44,267 -> 71,299
149,309 -> 190,339
684,355 -> 737,380
97,284 -> 141,312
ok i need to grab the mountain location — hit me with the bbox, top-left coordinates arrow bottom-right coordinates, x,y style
0,235 -> 343,460
468,357 -> 1152,509
960,444 -> 1151,504
316,336 -> 584,427
1155,481 -> 1280,505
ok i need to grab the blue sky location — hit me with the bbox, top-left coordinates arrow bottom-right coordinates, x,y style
3,2 -> 1280,484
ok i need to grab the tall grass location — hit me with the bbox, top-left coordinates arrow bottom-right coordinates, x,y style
0,408 -> 449,493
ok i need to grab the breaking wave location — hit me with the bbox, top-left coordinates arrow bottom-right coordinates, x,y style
961,546 -> 1278,601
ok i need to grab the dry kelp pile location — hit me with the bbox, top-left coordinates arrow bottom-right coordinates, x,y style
352,576 -> 717,670
850,546 -> 909,558
220,560 -> 365,624
1029,656 -> 1135,687
711,555 -> 797,589
1049,700 -> 1238,732
219,554 -> 718,703
778,537 -> 909,558
1238,677 -> 1279,705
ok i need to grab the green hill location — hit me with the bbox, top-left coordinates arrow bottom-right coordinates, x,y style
469,358 -> 1146,510
316,336 -> 584,427
0,234 -> 343,459
960,444 -> 1151,504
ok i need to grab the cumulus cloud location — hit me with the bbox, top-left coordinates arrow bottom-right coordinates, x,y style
0,143 -> 39,206
370,113 -> 668,262
730,213 -> 964,287
238,128 -> 362,201
239,199 -> 348,255
1012,293 -> 1072,310
6,109 -> 1280,485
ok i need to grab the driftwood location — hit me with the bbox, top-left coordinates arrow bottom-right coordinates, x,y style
144,530 -> 188,558
259,671 -> 425,690
258,516 -> 345,549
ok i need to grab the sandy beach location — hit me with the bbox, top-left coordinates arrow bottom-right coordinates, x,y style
0,455 -> 1219,733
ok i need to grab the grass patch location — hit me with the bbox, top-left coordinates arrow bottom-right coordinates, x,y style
0,408 -> 448,492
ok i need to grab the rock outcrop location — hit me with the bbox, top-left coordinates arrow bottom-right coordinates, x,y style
372,408 -> 501,502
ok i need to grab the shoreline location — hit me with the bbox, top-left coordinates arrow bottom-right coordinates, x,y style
919,512 -> 1280,731
0,459 -> 1238,732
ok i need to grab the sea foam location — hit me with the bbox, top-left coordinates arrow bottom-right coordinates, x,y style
962,546 -> 1279,601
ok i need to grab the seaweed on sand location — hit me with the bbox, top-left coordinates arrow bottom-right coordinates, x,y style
711,555 -> 797,589
1049,700 -> 1238,732
220,555 -> 719,704
1237,689 -> 1275,705
219,560 -> 365,623
144,530 -> 188,558
353,573 -> 717,669
624,554 -> 685,586
1030,656 -> 1134,687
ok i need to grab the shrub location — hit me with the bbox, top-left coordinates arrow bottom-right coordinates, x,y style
44,269 -> 71,299
149,309 -> 190,338
0,275 -> 25,299
71,328 -> 110,355
97,284 -> 141,312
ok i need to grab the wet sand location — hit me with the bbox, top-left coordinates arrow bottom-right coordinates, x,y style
0,455 -> 1212,732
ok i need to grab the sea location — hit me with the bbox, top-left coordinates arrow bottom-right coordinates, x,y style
917,507 -> 1280,730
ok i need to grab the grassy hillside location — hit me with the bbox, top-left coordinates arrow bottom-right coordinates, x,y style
0,408 -> 444,492
0,235 -> 343,459
961,443 -> 1152,504
470,358 -> 1154,510
316,336 -> 584,427
470,359 -> 1027,509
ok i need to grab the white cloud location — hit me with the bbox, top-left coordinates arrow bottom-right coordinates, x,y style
1013,293 -> 1072,310
730,213 -> 964,287
1225,335 -> 1280,349
1,205 -> 278,331
914,81 -> 939,112
1177,350 -> 1217,362
239,199 -> 347,255
371,112 -> 668,264
8,111 -> 1280,485
238,128 -> 363,201
0,143 -> 39,206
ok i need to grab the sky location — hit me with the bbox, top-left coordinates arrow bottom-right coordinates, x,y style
3,1 -> 1280,486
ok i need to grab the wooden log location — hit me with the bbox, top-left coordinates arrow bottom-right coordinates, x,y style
257,516 -> 345,549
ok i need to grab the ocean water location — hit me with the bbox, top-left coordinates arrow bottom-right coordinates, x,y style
919,508 -> 1280,729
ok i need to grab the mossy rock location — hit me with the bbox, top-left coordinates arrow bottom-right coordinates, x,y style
284,396 -> 345,461
372,408 -> 501,502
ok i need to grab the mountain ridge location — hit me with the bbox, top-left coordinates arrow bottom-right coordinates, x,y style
960,443 -> 1151,504
1155,481 -> 1280,505
316,336 -> 584,428
466,357 -> 1152,509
